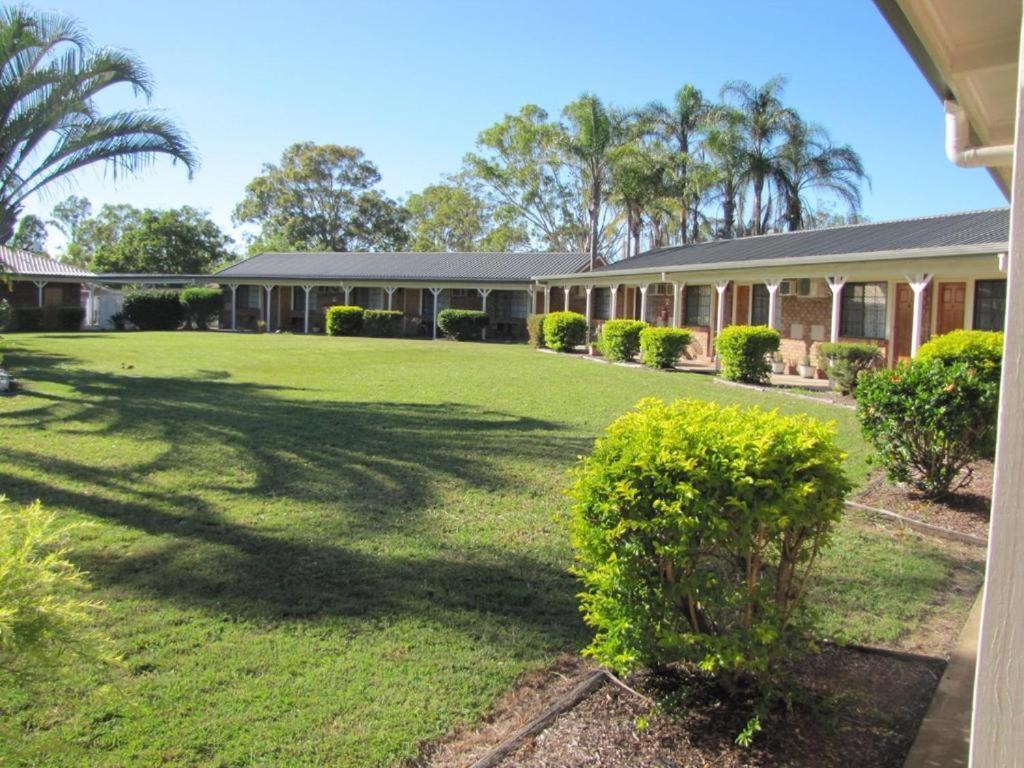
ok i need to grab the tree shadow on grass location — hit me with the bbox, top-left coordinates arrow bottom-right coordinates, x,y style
0,347 -> 591,649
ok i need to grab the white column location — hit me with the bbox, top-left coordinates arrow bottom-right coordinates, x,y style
562,286 -> 571,313
672,282 -> 684,328
906,273 -> 933,357
609,284 -> 620,320
765,279 -> 781,330
639,283 -> 650,323
385,286 -> 397,311
85,284 -> 95,326
526,287 -> 536,316
584,285 -> 593,342
342,283 -> 351,306
32,279 -> 46,307
263,285 -> 274,330
971,23 -> 1024,762
301,285 -> 313,334
429,287 -> 442,340
228,284 -> 239,330
714,280 -> 729,341
478,287 -> 492,340
826,276 -> 847,343
543,285 -> 551,314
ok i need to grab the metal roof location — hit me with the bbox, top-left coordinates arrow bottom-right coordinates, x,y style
215,251 -> 590,283
0,246 -> 93,278
583,208 -> 1009,276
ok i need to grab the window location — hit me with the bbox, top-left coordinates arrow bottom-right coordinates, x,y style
508,291 -> 528,320
240,286 -> 261,309
353,287 -> 383,309
650,282 -> 673,296
750,284 -> 770,326
593,287 -> 611,320
973,279 -> 1006,331
292,287 -> 320,312
840,282 -> 887,339
683,285 -> 712,326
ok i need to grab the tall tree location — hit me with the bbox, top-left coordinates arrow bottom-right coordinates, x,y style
89,206 -> 232,274
0,7 -> 196,242
705,107 -> 746,239
10,214 -> 47,252
721,76 -> 795,235
608,145 -> 665,258
773,119 -> 867,231
464,105 -> 586,252
73,203 -> 141,266
405,181 -> 527,252
234,142 -> 408,253
48,195 -> 92,264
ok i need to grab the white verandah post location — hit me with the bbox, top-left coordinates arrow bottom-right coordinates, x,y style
765,279 -> 781,330
906,273 -> 933,357
32,279 -> 46,307
562,286 -> 570,313
543,285 -> 551,314
263,285 -> 273,331
228,283 -> 239,330
85,283 -> 95,326
639,283 -> 650,323
714,280 -> 729,360
478,287 -> 492,340
301,284 -> 314,334
584,285 -> 593,343
609,284 -> 619,321
428,287 -> 442,340
385,286 -> 397,311
672,282 -> 684,328
341,283 -> 351,306
826,276 -> 847,343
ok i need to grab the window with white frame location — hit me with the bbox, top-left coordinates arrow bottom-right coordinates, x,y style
750,284 -> 770,326
683,285 -> 712,326
840,282 -> 887,339
241,286 -> 261,309
593,287 -> 611,319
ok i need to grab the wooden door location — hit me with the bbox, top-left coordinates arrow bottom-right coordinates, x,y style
893,283 -> 913,361
936,282 -> 966,336
735,285 -> 750,325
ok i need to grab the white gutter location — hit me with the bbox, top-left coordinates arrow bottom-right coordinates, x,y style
945,100 -> 1013,168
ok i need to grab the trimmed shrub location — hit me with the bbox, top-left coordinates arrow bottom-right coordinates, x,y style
639,326 -> 692,369
362,309 -> 403,337
715,325 -> 781,384
180,287 -> 223,330
918,329 -> 1003,375
122,289 -> 183,331
542,311 -> 587,352
598,319 -> 646,361
110,312 -> 127,331
571,398 -> 850,681
325,305 -> 363,336
55,305 -> 85,331
0,298 -> 11,331
856,359 -> 999,498
817,342 -> 882,395
13,306 -> 42,331
527,313 -> 546,348
437,309 -> 489,341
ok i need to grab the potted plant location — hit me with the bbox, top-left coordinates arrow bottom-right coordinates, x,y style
770,352 -> 786,374
797,354 -> 816,379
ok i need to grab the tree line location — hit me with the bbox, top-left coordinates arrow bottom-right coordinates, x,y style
0,6 -> 868,275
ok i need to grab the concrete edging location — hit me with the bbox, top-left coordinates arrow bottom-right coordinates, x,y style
845,500 -> 987,547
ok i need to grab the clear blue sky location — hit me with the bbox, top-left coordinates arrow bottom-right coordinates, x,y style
32,0 -> 1007,251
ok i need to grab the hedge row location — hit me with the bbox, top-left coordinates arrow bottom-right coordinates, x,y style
437,309 -> 488,341
10,305 -> 85,332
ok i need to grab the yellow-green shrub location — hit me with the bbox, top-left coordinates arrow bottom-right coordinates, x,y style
325,305 -> 363,336
639,326 -> 691,368
715,325 -> 781,384
542,311 -> 587,352
598,319 -> 646,361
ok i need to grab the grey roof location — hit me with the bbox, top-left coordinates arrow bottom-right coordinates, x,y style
0,246 -> 93,278
585,208 -> 1009,276
215,251 -> 589,283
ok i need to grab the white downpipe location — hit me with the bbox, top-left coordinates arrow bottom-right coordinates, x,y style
945,100 -> 1013,168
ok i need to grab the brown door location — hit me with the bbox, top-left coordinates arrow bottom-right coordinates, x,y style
893,283 -> 913,361
935,282 -> 966,336
735,285 -> 750,325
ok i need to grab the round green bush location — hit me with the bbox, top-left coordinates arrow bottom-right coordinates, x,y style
715,325 -> 781,384
817,342 -> 882,395
123,289 -> 183,331
598,319 -> 646,361
527,313 -> 546,349
542,311 -> 587,352
13,306 -> 42,331
918,329 -> 1003,375
570,398 -> 850,680
856,359 -> 999,498
55,305 -> 85,331
639,326 -> 691,368
437,309 -> 489,341
325,305 -> 363,336
362,309 -> 403,337
180,287 -> 223,330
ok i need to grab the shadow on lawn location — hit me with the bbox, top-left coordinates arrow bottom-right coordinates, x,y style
0,347 -> 590,647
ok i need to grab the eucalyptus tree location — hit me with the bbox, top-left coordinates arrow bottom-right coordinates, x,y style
10,213 -> 46,252
0,7 -> 196,243
720,76 -> 795,235
773,119 -> 867,231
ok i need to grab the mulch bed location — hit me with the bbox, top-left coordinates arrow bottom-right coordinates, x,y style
855,461 -> 993,540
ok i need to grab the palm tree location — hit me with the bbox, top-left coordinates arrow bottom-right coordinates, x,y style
563,94 -> 621,269
645,85 -> 712,244
773,118 -> 868,231
705,107 -> 746,239
608,144 -> 667,258
0,8 -> 196,242
720,76 -> 794,236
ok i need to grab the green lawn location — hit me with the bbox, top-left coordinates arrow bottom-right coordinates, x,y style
0,333 -> 973,767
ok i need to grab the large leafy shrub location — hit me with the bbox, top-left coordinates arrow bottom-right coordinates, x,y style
0,298 -> 11,331
571,398 -> 850,682
598,319 -> 646,361
325,305 -> 363,336
13,306 -> 42,331
527,313 -> 546,348
122,289 -> 183,331
542,311 -> 587,352
0,497 -> 105,680
856,359 -> 999,497
639,326 -> 691,368
362,309 -> 403,337
437,309 -> 488,341
55,306 -> 85,331
180,287 -> 223,329
918,329 -> 1003,376
716,325 -> 781,384
817,342 -> 881,395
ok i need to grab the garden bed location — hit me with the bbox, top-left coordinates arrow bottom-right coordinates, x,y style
854,461 -> 992,540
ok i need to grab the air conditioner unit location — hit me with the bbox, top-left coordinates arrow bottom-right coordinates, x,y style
795,278 -> 813,297
778,280 -> 795,296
